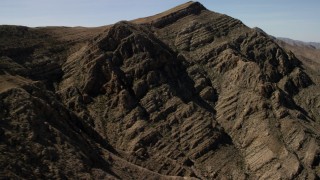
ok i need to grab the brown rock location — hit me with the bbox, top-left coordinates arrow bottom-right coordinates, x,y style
1,1 -> 319,179
200,86 -> 216,101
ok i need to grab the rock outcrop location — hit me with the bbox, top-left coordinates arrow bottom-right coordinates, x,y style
1,1 -> 320,179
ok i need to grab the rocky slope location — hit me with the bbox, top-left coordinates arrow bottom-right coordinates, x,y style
1,1 -> 320,179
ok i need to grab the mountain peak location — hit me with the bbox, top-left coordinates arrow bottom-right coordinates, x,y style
172,1 -> 207,11
132,1 -> 206,27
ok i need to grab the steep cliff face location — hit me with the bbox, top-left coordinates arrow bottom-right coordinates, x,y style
1,1 -> 320,179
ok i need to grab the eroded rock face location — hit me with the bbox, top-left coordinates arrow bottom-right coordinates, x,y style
0,78 -> 114,179
1,1 -> 320,179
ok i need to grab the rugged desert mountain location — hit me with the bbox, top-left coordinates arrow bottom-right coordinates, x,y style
1,1 -> 320,179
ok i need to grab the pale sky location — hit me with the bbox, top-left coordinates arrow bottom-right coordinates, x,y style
0,0 -> 319,42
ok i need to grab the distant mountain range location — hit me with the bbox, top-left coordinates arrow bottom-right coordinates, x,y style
277,37 -> 320,49
253,27 -> 320,50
